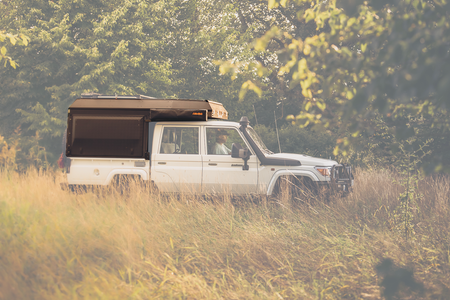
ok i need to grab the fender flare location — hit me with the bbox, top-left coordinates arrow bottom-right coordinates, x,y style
149,171 -> 176,191
105,169 -> 149,185
266,170 -> 319,196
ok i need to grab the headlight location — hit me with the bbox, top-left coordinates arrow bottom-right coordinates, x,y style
315,167 -> 331,177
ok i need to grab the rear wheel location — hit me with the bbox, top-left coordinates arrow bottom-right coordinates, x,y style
110,174 -> 145,195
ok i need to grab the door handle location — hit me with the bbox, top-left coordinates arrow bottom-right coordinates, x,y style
158,162 -> 166,165
208,163 -> 217,166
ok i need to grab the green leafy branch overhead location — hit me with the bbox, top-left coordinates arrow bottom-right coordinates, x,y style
0,32 -> 29,68
229,0 -> 450,170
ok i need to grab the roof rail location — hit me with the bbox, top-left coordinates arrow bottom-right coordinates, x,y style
80,93 -> 156,100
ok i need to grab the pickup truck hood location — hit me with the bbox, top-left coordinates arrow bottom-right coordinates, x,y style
268,153 -> 338,167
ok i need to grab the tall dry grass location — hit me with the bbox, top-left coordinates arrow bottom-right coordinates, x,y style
0,168 -> 449,299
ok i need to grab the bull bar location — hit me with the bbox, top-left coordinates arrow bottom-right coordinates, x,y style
330,164 -> 354,192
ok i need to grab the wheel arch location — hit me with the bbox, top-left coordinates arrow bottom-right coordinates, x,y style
104,169 -> 149,185
266,170 -> 319,196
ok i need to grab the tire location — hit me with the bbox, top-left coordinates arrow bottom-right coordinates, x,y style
110,174 -> 143,195
272,175 -> 319,201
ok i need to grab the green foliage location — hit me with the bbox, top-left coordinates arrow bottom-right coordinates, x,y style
0,127 -> 53,172
392,139 -> 431,241
237,0 -> 450,172
343,113 -> 445,170
1,0 -> 307,169
0,0 -> 177,167
0,31 -> 29,68
4,0 -> 448,172
16,102 -> 65,138
0,134 -> 18,171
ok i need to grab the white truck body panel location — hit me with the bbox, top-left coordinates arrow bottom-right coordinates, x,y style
151,124 -> 203,193
67,158 -> 148,185
201,123 -> 258,194
66,119 -> 352,195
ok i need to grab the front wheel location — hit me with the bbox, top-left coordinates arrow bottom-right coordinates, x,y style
272,175 -> 319,202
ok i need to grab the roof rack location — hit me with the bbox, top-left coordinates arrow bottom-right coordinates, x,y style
81,94 -> 156,100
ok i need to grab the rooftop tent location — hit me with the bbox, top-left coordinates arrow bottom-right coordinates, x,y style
66,95 -> 228,158
69,94 -> 228,120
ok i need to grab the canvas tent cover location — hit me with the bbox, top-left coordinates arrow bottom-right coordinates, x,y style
69,94 -> 228,120
66,95 -> 228,158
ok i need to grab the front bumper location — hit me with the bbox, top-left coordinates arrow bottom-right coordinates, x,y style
330,164 -> 354,192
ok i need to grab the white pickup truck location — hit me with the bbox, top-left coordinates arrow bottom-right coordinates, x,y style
64,94 -> 353,195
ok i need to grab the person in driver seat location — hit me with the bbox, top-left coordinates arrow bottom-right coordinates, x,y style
212,129 -> 231,155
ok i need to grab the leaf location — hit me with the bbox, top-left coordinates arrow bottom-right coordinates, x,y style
333,146 -> 339,156
239,80 -> 262,100
351,131 -> 360,137
347,17 -> 356,27
316,101 -> 326,111
255,38 -> 267,51
255,27 -> 279,51
302,88 -> 312,98
268,0 -> 278,9
331,44 -> 340,53
21,35 -> 29,46
219,61 -> 233,75
305,101 -> 311,111
239,82 -> 249,100
360,43 -> 367,53
256,65 -> 265,77
346,90 -> 353,100
248,81 -> 262,97
303,44 -> 311,55
1,47 -> 6,56
9,35 -> 17,45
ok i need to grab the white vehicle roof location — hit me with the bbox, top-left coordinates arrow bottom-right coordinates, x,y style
154,119 -> 241,127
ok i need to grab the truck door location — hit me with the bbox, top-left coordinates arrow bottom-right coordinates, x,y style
202,127 -> 258,194
151,126 -> 202,193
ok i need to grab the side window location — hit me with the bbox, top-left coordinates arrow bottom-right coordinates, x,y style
206,128 -> 246,155
160,127 -> 199,154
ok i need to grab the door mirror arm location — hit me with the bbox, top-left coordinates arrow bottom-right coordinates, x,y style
231,143 -> 250,171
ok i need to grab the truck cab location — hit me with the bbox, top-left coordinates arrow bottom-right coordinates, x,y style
65,94 -> 353,195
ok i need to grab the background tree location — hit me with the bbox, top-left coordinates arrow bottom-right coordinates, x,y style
238,0 -> 450,171
0,31 -> 29,68
164,0 -> 337,157
0,0 -> 339,169
0,0 -> 177,166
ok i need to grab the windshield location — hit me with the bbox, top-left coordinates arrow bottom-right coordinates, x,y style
247,127 -> 273,155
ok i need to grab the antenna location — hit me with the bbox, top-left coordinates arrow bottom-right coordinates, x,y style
274,111 -> 282,153
253,104 -> 259,126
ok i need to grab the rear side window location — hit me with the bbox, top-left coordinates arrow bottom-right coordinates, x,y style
68,115 -> 145,158
159,127 -> 199,154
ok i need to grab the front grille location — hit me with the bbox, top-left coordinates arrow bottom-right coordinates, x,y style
331,164 -> 353,191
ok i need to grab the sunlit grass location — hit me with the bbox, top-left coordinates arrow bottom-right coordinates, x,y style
0,168 -> 449,299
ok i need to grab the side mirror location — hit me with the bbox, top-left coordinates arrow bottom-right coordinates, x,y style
231,143 -> 250,170
231,143 -> 250,159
